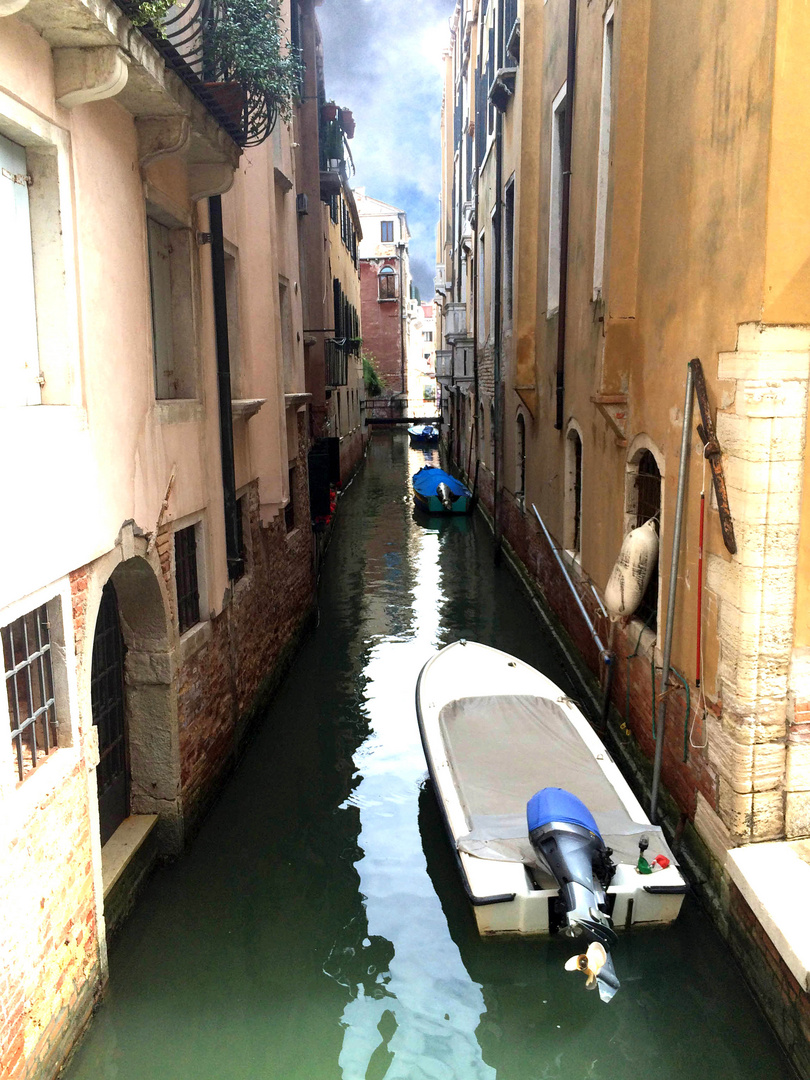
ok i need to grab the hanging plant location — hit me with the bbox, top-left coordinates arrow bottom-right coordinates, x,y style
204,0 -> 303,125
128,0 -> 176,32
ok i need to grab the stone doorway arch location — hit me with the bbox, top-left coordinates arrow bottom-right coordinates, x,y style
89,551 -> 182,855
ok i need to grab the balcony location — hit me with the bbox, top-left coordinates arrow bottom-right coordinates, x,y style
435,350 -> 452,380
444,302 -> 468,343
325,338 -> 348,387
319,110 -> 353,197
11,0 -> 298,194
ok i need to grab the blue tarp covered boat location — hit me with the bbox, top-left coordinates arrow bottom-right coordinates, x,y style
408,424 -> 440,446
412,466 -> 473,514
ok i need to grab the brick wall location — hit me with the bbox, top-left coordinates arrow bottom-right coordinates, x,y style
1,763 -> 100,1080
175,465 -> 315,831
728,881 -> 810,1077
359,261 -> 403,393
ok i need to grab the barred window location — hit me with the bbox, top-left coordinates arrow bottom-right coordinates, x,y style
4,605 -> 58,782
175,524 -> 200,634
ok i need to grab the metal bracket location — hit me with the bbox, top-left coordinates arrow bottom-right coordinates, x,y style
689,357 -> 737,555
2,168 -> 32,187
196,232 -> 212,245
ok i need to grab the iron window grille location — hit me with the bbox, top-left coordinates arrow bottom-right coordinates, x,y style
3,605 -> 58,782
175,524 -> 201,633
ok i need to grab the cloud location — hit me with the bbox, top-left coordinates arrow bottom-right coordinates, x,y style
318,0 -> 454,297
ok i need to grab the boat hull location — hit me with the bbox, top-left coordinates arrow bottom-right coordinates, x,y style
415,641 -> 687,937
413,491 -> 472,515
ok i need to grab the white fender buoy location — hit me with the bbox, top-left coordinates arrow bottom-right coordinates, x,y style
604,519 -> 659,621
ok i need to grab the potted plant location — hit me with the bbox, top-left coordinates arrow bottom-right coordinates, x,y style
339,107 -> 355,138
321,101 -> 338,122
204,0 -> 303,129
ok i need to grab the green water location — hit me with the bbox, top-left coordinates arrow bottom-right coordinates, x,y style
65,433 -> 795,1080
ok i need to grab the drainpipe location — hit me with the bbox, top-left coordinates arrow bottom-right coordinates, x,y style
555,0 -> 577,431
208,195 -> 242,580
650,365 -> 695,822
492,99 -> 504,558
397,239 -> 406,403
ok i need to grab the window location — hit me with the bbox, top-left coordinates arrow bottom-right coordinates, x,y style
279,278 -> 295,388
516,413 -> 526,504
628,449 -> 661,629
378,266 -> 397,300
1,133 -> 39,405
593,6 -> 614,299
4,604 -> 58,782
224,248 -> 242,396
423,330 -> 433,342
381,220 -> 394,243
174,524 -> 200,634
147,212 -> 197,399
285,468 -> 296,532
565,427 -> 583,554
504,177 -> 515,325
547,84 -> 567,313
232,497 -> 246,581
478,231 -> 486,341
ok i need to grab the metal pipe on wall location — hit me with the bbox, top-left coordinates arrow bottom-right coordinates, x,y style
555,0 -> 578,431
650,365 -> 695,822
208,194 -> 242,581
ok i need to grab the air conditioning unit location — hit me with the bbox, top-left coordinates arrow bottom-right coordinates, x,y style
296,193 -> 309,216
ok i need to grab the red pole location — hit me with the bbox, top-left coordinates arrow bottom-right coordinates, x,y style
696,489 -> 705,687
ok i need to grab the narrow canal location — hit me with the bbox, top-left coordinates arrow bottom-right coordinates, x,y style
65,433 -> 795,1080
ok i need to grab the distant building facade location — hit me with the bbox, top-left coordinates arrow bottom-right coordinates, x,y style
356,191 -> 414,402
407,301 -> 438,417
436,1 -> 810,1073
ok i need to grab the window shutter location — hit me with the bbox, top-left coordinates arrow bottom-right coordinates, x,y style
0,134 -> 40,405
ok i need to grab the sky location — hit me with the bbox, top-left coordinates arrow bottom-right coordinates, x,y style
317,0 -> 455,300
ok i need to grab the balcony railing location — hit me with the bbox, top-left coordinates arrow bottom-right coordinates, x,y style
114,0 -> 278,146
325,338 -> 348,387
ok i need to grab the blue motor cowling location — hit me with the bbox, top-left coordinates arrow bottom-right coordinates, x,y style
527,787 -> 617,950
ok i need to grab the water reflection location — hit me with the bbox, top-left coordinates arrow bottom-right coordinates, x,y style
63,432 -> 795,1080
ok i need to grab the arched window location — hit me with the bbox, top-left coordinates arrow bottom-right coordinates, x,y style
378,266 -> 397,300
516,413 -> 526,504
565,425 -> 583,554
626,445 -> 662,629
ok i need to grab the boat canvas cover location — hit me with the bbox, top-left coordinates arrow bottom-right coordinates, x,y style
438,694 -> 675,868
412,467 -> 470,498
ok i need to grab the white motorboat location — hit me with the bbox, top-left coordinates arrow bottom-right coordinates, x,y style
415,640 -> 688,1002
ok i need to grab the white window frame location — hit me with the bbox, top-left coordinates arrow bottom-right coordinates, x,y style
0,92 -> 79,408
593,4 -> 615,301
547,82 -> 567,316
146,192 -> 199,401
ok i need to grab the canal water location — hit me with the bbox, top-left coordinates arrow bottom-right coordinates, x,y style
66,432 -> 796,1080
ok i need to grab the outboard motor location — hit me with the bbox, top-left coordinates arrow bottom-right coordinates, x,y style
437,482 -> 454,512
527,787 -> 621,1002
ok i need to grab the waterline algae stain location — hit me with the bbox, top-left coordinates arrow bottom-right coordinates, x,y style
65,433 -> 795,1080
